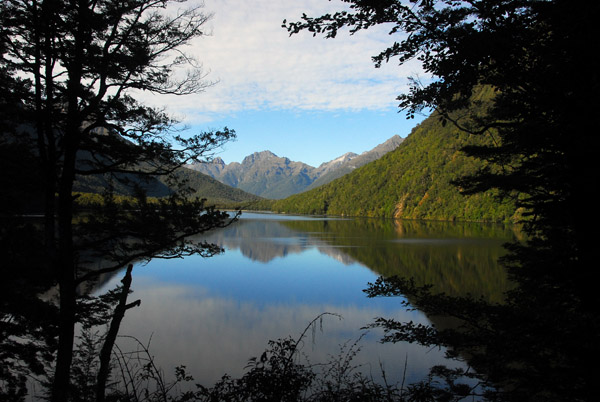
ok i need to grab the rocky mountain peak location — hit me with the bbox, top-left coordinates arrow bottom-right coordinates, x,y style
211,157 -> 226,165
331,152 -> 358,165
242,150 -> 278,165
368,135 -> 403,155
188,135 -> 402,199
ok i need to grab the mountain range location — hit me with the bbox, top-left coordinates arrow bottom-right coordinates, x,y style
71,88 -> 520,222
187,135 -> 403,199
255,88 -> 521,222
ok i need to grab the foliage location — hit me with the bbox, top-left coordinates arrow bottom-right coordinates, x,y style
193,314 -> 485,402
284,0 -> 598,282
47,310 -> 201,402
284,1 -> 599,401
362,274 -> 598,402
0,222 -> 58,401
57,313 -> 406,402
73,192 -> 160,208
72,192 -> 232,277
200,337 -> 316,402
190,314 -> 406,402
0,0 -> 237,400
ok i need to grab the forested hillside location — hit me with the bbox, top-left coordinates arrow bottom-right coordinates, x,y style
304,135 -> 403,191
74,166 -> 261,207
264,102 -> 520,222
174,167 -> 263,206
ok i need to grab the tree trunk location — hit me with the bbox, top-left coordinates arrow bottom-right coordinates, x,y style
50,44 -> 83,398
50,140 -> 78,402
96,264 -> 141,402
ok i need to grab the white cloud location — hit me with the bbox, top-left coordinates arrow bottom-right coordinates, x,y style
115,281 -> 451,386
140,0 -> 424,124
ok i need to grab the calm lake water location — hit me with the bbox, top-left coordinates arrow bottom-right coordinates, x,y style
94,212 -> 518,388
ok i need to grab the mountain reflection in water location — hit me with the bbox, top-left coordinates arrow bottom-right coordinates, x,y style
94,212 -> 518,388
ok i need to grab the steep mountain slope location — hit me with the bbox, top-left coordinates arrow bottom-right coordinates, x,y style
265,111 -> 519,222
3,121 -> 259,208
73,170 -> 172,197
173,167 -> 262,205
188,135 -> 403,199
74,166 -> 261,206
306,135 -> 403,191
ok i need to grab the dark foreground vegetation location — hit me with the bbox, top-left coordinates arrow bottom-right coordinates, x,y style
1,0 -> 236,400
1,0 -> 598,401
282,1 -> 599,401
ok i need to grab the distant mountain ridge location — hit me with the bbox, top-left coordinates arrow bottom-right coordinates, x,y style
6,122 -> 260,208
188,135 -> 403,199
73,165 -> 262,207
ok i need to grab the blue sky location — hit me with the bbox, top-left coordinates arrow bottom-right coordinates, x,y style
141,0 -> 429,167
200,109 -> 424,167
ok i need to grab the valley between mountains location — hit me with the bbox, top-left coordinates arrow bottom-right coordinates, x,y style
183,101 -> 520,223
74,98 -> 519,223
187,135 -> 403,199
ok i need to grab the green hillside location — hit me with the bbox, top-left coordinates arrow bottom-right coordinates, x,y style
263,106 -> 520,222
74,166 -> 261,208
173,167 -> 262,206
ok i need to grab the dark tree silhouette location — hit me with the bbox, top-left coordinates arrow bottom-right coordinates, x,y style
285,1 -> 599,401
1,0 -> 235,400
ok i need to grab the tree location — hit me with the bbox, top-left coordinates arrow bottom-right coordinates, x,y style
0,0 -> 235,400
285,1 -> 599,400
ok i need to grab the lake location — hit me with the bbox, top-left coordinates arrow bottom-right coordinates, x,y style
93,212 -> 517,389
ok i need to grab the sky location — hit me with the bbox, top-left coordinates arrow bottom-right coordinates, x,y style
141,0 -> 429,168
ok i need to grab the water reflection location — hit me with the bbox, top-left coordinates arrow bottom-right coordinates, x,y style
198,213 -> 517,301
95,213 -> 517,387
